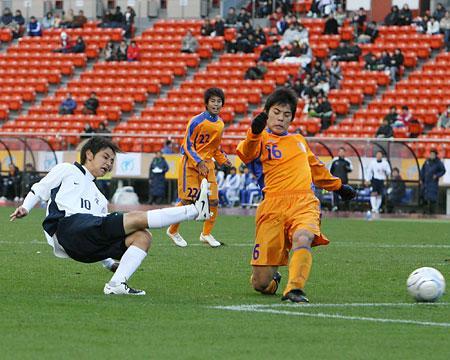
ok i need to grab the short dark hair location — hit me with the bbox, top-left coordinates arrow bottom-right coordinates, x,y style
264,87 -> 298,121
80,136 -> 121,165
204,87 -> 225,106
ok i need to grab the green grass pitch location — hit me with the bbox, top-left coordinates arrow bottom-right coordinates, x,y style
0,207 -> 449,359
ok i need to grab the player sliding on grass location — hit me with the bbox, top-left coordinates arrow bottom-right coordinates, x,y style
10,137 -> 211,296
236,88 -> 356,303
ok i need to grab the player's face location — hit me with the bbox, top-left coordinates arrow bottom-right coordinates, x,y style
206,96 -> 223,115
267,103 -> 292,135
376,152 -> 383,161
87,147 -> 115,177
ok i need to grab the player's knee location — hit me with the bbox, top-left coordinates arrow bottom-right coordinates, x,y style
292,231 -> 313,249
130,230 -> 152,252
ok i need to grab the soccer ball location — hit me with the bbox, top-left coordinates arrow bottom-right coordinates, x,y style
407,267 -> 446,302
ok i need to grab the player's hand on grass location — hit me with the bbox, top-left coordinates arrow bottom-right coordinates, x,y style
198,160 -> 209,177
336,184 -> 357,201
251,112 -> 268,134
10,206 -> 28,222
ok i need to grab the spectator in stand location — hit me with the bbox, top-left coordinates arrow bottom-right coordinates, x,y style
72,10 -> 87,29
399,3 -> 413,25
116,40 -> 128,61
82,92 -> 99,115
244,61 -> 267,80
100,9 -> 113,28
330,147 -> 353,211
440,11 -> 450,50
385,6 -> 400,26
70,36 -> 86,53
213,15 -> 225,36
297,22 -> 310,44
280,22 -> 301,46
386,168 -> 406,213
269,6 -> 284,27
415,14 -> 430,33
237,7 -> 251,27
364,51 -> 378,70
258,39 -> 281,61
225,7 -> 237,26
277,41 -> 312,67
124,6 -> 136,38
427,17 -> 440,34
433,3 -> 447,22
437,105 -> 450,128
126,40 -> 140,61
1,7 -> 13,26
357,21 -> 378,43
393,105 -> 412,128
276,13 -> 288,35
53,13 -> 62,28
181,30 -> 198,53
380,50 -> 392,71
226,38 -> 238,53
27,16 -> 42,36
420,149 -> 446,214
254,26 -> 267,45
148,151 -> 169,205
96,122 -> 111,138
60,9 -> 74,28
42,11 -> 55,29
53,31 -> 71,53
13,9 -> 24,25
1,164 -> 21,201
161,139 -> 178,154
329,59 -> 342,89
334,4 -> 347,26
239,166 -> 260,207
332,41 -> 361,62
81,123 -> 96,139
314,95 -> 333,130
219,167 -> 240,207
201,18 -> 214,36
384,106 -> 399,125
240,21 -> 255,38
58,93 -> 77,115
376,118 -> 394,138
389,48 -> 404,83
103,41 -> 116,61
111,6 -> 124,27
352,7 -> 367,36
324,13 -> 339,35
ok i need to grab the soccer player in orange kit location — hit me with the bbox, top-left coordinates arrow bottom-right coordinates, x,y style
236,88 -> 356,302
167,88 -> 232,248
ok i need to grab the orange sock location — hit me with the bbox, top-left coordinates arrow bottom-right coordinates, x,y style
202,206 -> 217,235
168,202 -> 184,234
284,247 -> 312,296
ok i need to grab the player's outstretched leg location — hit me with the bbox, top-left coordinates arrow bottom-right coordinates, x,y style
200,200 -> 221,247
282,229 -> 313,303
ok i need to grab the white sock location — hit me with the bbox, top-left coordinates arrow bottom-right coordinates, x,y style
370,196 -> 377,211
376,196 -> 382,211
101,258 -> 115,269
109,245 -> 147,285
146,205 -> 198,228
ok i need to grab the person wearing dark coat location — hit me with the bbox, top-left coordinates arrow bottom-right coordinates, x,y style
376,118 -> 393,138
420,150 -> 446,214
330,147 -> 353,210
385,6 -> 400,26
258,40 -> 281,62
148,152 -> 169,204
386,168 -> 406,213
214,16 -> 225,36
2,164 -> 21,201
324,14 -> 339,35
399,4 -> 413,25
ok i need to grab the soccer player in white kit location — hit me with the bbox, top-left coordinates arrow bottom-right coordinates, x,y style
365,150 -> 391,213
10,137 -> 211,296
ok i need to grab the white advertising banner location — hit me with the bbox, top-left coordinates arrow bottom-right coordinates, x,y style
115,153 -> 142,177
37,151 -> 64,172
392,0 -> 419,9
346,0 -> 371,11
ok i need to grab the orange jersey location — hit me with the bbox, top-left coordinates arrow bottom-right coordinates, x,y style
236,129 -> 342,194
181,111 -> 228,167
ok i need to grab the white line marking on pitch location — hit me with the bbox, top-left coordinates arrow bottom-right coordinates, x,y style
211,304 -> 450,328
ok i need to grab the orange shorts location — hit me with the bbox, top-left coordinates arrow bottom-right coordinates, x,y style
251,191 -> 329,266
177,156 -> 218,201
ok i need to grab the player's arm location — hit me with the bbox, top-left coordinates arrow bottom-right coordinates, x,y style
214,148 -> 232,168
182,118 -> 206,174
236,112 -> 267,163
10,164 -> 66,221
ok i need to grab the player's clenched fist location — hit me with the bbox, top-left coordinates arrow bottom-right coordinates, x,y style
336,184 -> 357,201
251,112 -> 268,134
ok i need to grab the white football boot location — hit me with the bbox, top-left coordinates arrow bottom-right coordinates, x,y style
103,282 -> 146,295
194,178 -> 211,221
166,227 -> 188,247
200,233 -> 221,248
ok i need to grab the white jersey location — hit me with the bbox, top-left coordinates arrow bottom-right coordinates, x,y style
22,162 -> 108,258
367,159 -> 391,181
